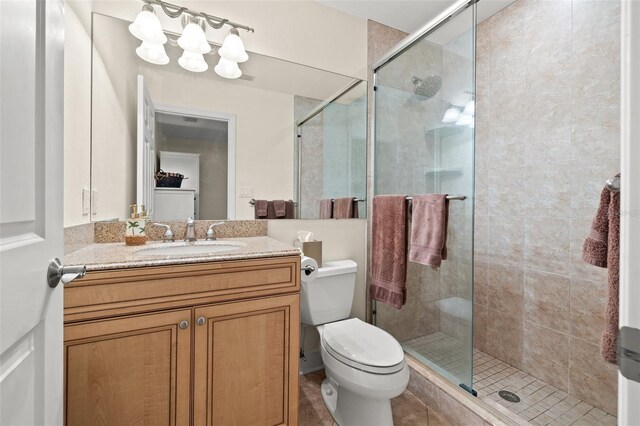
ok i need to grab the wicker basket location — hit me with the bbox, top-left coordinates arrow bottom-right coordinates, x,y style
155,169 -> 188,188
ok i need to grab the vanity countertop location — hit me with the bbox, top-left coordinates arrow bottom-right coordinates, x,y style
64,236 -> 301,271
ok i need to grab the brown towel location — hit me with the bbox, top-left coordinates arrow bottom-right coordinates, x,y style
583,184 -> 620,364
333,197 -> 358,219
284,200 -> 295,219
370,195 -> 408,309
408,195 -> 449,268
319,199 -> 333,219
273,200 -> 286,218
254,200 -> 268,218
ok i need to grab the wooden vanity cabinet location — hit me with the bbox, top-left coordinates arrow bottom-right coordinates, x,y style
63,256 -> 300,426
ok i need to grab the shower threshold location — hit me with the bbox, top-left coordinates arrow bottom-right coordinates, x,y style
403,333 -> 617,426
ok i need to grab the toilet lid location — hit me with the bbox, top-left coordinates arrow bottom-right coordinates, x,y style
322,318 -> 405,373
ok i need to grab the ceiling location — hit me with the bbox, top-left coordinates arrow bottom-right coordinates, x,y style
315,0 -> 516,34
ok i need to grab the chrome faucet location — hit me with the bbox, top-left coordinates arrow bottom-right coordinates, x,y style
184,217 -> 197,242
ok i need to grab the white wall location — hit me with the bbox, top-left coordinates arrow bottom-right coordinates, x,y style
267,219 -> 367,352
63,1 -> 92,226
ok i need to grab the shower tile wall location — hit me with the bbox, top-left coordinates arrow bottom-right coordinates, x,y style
474,0 -> 619,414
295,96 -> 324,219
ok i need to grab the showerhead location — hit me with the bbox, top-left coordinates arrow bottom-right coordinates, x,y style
412,75 -> 442,100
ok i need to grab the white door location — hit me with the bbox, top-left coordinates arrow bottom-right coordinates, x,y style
137,75 -> 156,217
618,1 -> 640,424
0,0 -> 65,424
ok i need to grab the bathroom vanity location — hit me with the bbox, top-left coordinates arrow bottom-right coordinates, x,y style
63,237 -> 301,426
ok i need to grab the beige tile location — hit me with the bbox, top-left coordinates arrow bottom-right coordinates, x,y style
524,124 -> 571,167
488,215 -> 525,268
569,337 -> 618,415
524,215 -> 571,276
524,270 -> 570,333
523,321 -> 569,391
524,163 -> 571,219
488,264 -> 524,318
391,390 -> 428,426
570,278 -> 607,344
487,308 -> 523,368
407,368 -> 440,411
437,389 -> 485,426
427,407 -> 453,426
571,125 -> 620,166
474,303 -> 488,353
474,260 -> 489,307
489,165 -> 525,217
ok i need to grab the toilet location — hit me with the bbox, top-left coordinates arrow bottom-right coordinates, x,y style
300,259 -> 409,426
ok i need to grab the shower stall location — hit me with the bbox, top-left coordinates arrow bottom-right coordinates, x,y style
372,0 -> 621,422
372,1 -> 477,393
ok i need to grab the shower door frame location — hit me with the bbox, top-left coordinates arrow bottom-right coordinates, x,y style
370,0 -> 478,392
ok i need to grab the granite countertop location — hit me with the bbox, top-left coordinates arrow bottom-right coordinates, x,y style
64,236 -> 301,271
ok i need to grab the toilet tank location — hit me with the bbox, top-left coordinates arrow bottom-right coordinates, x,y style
300,260 -> 358,326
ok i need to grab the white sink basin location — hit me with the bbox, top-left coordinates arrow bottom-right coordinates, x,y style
136,241 -> 246,256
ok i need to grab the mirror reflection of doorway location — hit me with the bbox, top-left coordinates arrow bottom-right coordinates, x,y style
154,110 -> 234,220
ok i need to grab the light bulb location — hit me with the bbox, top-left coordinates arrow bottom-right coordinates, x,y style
214,56 -> 242,79
129,5 -> 167,44
463,100 -> 475,116
135,41 -> 169,65
178,21 -> 211,54
178,50 -> 208,72
455,114 -> 473,126
218,28 -> 248,63
442,107 -> 461,123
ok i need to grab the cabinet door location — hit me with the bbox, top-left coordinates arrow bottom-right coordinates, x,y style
64,309 -> 192,426
194,295 -> 300,426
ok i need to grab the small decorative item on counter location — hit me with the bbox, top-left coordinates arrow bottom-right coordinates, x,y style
125,204 -> 148,246
155,169 -> 188,188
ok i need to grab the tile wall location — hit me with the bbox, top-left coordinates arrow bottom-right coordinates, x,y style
473,0 -> 620,414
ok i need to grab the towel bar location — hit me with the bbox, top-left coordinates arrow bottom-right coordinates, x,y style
406,195 -> 467,201
248,198 -> 366,206
606,176 -> 620,192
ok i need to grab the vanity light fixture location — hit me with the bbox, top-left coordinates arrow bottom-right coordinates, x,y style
214,56 -> 242,79
129,0 -> 253,77
218,28 -> 248,63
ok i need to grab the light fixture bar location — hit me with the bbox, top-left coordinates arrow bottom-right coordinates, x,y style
143,0 -> 255,33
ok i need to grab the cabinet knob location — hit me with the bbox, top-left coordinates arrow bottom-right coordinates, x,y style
196,316 -> 206,326
179,320 -> 189,330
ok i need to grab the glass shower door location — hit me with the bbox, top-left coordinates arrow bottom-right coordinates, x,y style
373,4 -> 476,391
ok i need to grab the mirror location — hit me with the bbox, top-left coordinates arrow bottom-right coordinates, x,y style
90,12 -> 366,221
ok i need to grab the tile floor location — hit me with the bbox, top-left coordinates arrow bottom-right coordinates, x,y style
404,333 -> 617,426
299,370 -> 451,425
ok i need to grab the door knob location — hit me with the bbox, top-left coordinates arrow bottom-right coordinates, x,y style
179,320 -> 189,329
47,258 -> 86,288
196,316 -> 206,326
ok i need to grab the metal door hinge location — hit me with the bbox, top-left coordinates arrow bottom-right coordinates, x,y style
619,326 -> 640,383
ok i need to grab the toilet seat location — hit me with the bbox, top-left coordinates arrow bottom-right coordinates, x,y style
321,318 -> 405,374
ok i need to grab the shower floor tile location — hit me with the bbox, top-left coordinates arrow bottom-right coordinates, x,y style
402,333 -> 617,426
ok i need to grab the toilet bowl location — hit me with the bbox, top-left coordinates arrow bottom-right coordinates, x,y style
300,259 -> 409,425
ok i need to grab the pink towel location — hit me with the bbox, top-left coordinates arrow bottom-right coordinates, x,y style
583,184 -> 620,364
254,200 -> 268,218
273,200 -> 286,218
319,199 -> 333,219
408,195 -> 449,268
333,197 -> 358,219
370,195 -> 408,309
